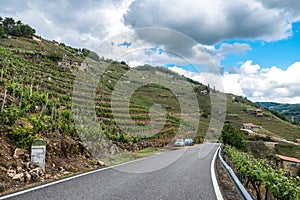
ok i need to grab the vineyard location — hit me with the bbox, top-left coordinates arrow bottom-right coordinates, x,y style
224,146 -> 300,200
1,36 -> 299,155
1,34 -> 300,196
0,47 -> 77,148
0,41 -> 211,155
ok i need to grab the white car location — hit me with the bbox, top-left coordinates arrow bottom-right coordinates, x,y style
175,139 -> 185,147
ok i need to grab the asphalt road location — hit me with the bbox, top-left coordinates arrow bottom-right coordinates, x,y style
3,142 -> 220,200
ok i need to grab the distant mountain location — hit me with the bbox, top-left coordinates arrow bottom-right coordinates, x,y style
256,102 -> 300,125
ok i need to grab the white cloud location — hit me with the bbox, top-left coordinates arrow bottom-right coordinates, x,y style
123,0 -> 297,45
169,61 -> 300,103
0,0 -> 299,103
1,0 -> 299,50
0,0 -> 133,48
240,60 -> 260,74
217,43 -> 252,55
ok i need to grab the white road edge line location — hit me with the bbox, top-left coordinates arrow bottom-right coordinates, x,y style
0,155 -> 153,200
211,145 -> 224,200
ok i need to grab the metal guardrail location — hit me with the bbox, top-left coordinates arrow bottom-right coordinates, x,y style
218,147 -> 253,200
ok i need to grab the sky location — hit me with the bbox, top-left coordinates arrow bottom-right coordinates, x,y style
1,0 -> 300,103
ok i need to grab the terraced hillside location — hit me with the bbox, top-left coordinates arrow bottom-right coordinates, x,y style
226,94 -> 300,141
1,36 -> 300,152
257,102 -> 300,125
1,34 -> 300,194
0,38 -> 211,153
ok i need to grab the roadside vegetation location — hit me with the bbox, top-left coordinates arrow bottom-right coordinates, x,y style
224,146 -> 300,200
220,123 -> 300,199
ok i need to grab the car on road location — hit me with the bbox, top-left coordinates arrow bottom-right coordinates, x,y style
184,138 -> 194,146
175,139 -> 185,147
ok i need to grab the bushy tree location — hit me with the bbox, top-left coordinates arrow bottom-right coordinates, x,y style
220,123 -> 247,150
0,16 -> 35,37
0,26 -> 6,38
2,17 -> 15,33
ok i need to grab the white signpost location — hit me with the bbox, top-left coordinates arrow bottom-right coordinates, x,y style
31,139 -> 46,170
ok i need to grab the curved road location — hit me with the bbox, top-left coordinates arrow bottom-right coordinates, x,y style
2,143 -> 220,200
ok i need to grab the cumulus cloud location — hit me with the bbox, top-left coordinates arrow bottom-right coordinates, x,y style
240,60 -> 260,74
261,0 -> 300,21
123,0 -> 296,45
1,0 -> 299,103
1,0 -> 299,50
0,0 -> 133,48
217,43 -> 252,55
169,61 -> 300,103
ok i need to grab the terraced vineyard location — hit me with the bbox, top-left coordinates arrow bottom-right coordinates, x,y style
1,36 -> 299,154
226,94 -> 300,141
0,40 -> 210,156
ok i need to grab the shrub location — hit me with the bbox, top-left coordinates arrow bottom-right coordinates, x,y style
9,127 -> 38,149
220,123 -> 247,150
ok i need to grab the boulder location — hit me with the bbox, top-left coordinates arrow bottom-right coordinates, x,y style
58,166 -> 64,172
12,173 -> 24,182
7,168 -> 16,178
29,167 -> 44,182
16,165 -> 23,173
23,162 -> 39,170
24,171 -> 31,183
96,160 -> 105,166
13,148 -> 29,161
45,173 -> 52,179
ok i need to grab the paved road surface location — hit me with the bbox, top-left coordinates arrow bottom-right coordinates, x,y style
2,142 -> 220,200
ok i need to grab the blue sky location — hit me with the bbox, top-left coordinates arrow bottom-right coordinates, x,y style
220,21 -> 300,71
1,0 -> 300,103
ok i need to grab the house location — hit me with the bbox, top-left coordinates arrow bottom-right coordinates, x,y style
243,109 -> 264,116
275,154 -> 300,176
255,109 -> 264,116
242,123 -> 262,131
200,90 -> 208,95
78,62 -> 89,70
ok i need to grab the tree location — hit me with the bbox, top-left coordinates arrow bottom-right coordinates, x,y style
3,17 -> 15,33
20,24 -> 35,37
0,17 -> 35,37
47,52 -> 62,62
220,123 -> 247,150
0,26 -> 6,38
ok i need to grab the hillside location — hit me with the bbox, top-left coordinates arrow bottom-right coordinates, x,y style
257,102 -> 300,125
226,96 -> 300,141
0,27 -> 300,193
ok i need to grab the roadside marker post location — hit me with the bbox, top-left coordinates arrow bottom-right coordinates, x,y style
31,139 -> 46,170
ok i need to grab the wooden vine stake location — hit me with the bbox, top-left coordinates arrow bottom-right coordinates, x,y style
1,88 -> 7,112
0,68 -> 3,82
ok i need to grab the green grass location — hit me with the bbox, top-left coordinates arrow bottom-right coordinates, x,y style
138,147 -> 158,153
275,143 -> 300,159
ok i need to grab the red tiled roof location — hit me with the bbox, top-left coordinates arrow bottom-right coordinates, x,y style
276,154 -> 300,163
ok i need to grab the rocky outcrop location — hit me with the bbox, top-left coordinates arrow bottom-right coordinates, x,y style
0,134 -> 106,195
